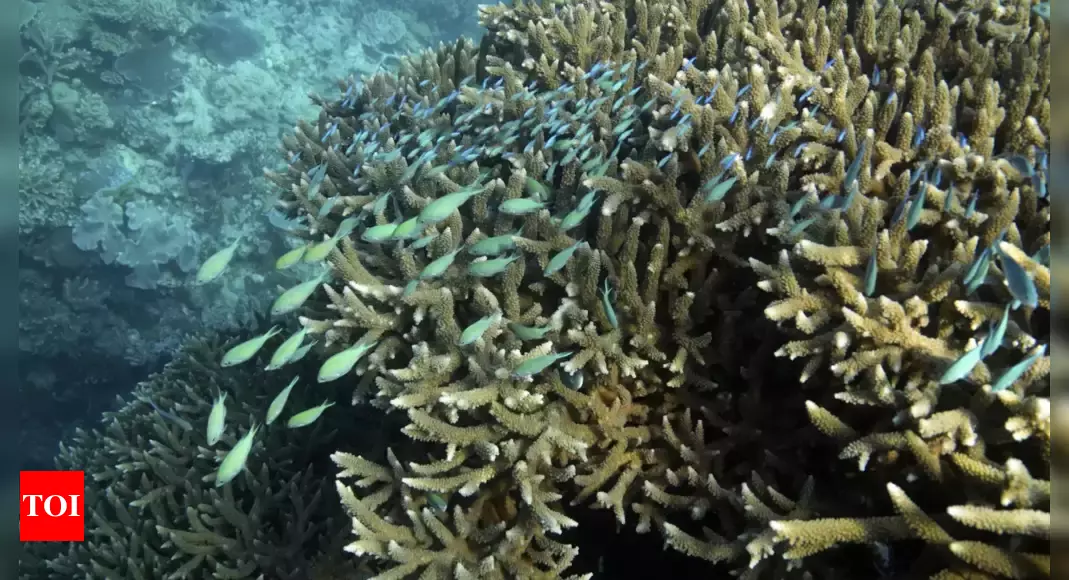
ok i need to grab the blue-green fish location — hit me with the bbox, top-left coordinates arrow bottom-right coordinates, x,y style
271,272 -> 330,316
509,322 -> 552,341
427,493 -> 448,513
469,255 -> 520,278
863,247 -> 878,297
196,236 -> 243,284
286,401 -> 335,428
499,198 -> 545,216
392,216 -> 424,241
362,222 -> 399,243
419,186 -> 483,224
459,312 -> 503,346
703,176 -> 737,203
996,243 -> 1039,309
601,279 -> 619,329
215,423 -> 259,487
419,247 -> 464,280
265,327 -> 312,371
274,244 -> 308,270
206,392 -> 227,445
222,326 -> 283,367
317,340 -> 378,383
265,376 -> 299,425
938,336 -> 987,385
469,231 -> 521,256
304,218 -> 360,263
979,305 -> 1010,359
544,240 -> 584,276
990,345 -> 1046,393
513,351 -> 573,378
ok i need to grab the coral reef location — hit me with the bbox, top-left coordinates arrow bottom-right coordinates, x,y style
254,0 -> 1049,577
19,336 -> 391,579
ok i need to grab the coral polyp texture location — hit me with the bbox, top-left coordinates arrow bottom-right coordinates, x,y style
268,0 -> 1046,577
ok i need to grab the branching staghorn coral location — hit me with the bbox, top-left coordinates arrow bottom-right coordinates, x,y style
261,0 -> 1049,577
18,337 -> 384,580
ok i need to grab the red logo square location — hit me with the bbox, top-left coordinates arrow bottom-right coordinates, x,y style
20,471 -> 85,542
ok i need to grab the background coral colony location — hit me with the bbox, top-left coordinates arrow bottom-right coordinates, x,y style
17,0 -> 1054,578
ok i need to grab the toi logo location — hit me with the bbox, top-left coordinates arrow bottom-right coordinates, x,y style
20,471 -> 85,542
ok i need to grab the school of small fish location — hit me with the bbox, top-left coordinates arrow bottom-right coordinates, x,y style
183,47 -> 1048,487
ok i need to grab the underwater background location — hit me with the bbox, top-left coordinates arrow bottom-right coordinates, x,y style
14,0 -> 1059,578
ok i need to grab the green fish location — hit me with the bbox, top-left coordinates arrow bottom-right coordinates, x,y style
990,345 -> 1046,393
703,176 -> 738,203
427,493 -> 448,513
222,326 -> 283,367
215,423 -> 259,487
469,255 -> 520,278
265,327 -> 311,371
274,244 -> 308,270
265,376 -> 299,425
419,247 -> 464,280
317,340 -> 378,383
468,230 -> 521,257
271,272 -> 329,316
418,186 -> 483,225
459,312 -> 503,346
411,233 -> 439,249
938,337 -> 987,385
513,351 -> 573,378
205,391 -> 227,445
508,321 -> 552,341
288,340 -> 317,364
499,198 -> 545,216
304,217 -> 360,263
362,222 -> 399,243
287,401 -> 335,428
544,240 -> 584,276
558,207 -> 591,232
195,236 -> 243,284
600,279 -> 619,329
525,177 -> 550,201
392,216 -> 424,240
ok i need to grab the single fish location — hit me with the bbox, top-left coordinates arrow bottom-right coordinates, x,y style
558,207 -> 591,232
271,272 -> 330,316
266,376 -> 299,425
419,247 -> 464,280
418,186 -> 483,224
601,278 -> 619,329
206,391 -> 228,445
469,231 -> 520,257
499,198 -> 546,216
362,222 -> 399,243
513,351 -> 573,378
392,216 -> 424,241
996,242 -> 1039,308
317,340 -> 378,383
509,321 -> 552,341
938,336 -> 987,385
468,255 -> 520,278
215,423 -> 260,487
544,240 -> 584,276
980,304 -> 1010,359
196,236 -> 243,284
275,244 -> 308,270
459,312 -> 503,346
288,340 -> 317,364
703,176 -> 737,203
427,493 -> 448,513
265,327 -> 311,371
304,218 -> 360,263
222,326 -> 283,367
990,345 -> 1046,393
863,247 -> 878,297
287,401 -> 336,428
140,397 -> 193,431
